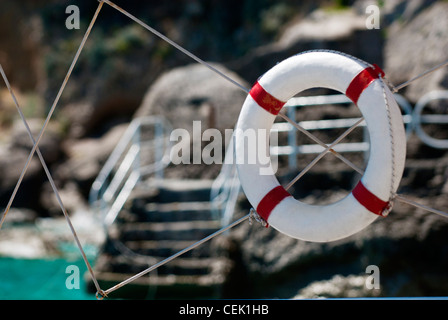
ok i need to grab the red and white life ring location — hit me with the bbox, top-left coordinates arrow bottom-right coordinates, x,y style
235,50 -> 407,242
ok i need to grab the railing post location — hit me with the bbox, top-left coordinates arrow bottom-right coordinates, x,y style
363,122 -> 370,166
132,119 -> 141,179
287,106 -> 297,169
155,119 -> 164,179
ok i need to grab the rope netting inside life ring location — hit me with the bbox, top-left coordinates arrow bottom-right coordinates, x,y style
1,0 -> 448,299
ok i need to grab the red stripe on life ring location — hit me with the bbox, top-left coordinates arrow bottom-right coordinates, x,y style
257,186 -> 292,224
346,64 -> 385,104
352,181 -> 389,216
250,81 -> 286,115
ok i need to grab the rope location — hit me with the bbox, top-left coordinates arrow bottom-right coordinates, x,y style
379,77 -> 397,217
285,118 -> 365,191
392,59 -> 448,93
395,195 -> 448,219
107,237 -> 160,299
278,113 -> 365,175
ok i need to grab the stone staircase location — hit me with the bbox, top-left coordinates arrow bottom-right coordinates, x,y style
88,179 -> 231,299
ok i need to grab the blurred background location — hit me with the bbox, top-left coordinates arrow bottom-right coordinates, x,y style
0,0 -> 447,300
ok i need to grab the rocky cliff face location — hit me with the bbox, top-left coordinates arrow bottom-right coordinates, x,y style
385,1 -> 448,103
0,0 -> 447,298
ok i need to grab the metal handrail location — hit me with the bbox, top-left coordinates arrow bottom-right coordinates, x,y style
413,90 -> 448,149
271,93 -> 414,168
89,116 -> 172,226
91,92 -> 448,229
211,91 -> 448,225
210,134 -> 241,227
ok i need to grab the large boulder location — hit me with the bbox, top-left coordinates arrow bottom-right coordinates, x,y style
384,1 -> 448,103
0,119 -> 63,216
134,63 -> 249,179
135,62 -> 248,133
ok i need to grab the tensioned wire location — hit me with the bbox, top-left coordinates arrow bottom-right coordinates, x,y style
0,1 -> 105,295
2,0 -> 448,299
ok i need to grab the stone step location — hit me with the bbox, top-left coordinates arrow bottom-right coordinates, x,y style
121,201 -> 217,223
95,254 -> 227,276
155,179 -> 215,203
90,178 -> 227,299
130,179 -> 215,206
88,271 -> 224,299
100,237 -> 213,258
119,220 -> 222,241
122,240 -> 213,258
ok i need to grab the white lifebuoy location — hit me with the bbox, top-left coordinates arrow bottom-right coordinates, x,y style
235,50 -> 407,242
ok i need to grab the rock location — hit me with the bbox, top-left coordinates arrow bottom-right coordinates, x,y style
0,208 -> 37,225
39,181 -> 88,217
221,185 -> 448,298
61,97 -> 141,139
0,0 -> 45,92
53,123 -> 128,199
0,119 -> 64,215
133,63 -> 249,179
135,63 -> 248,133
381,0 -> 439,25
0,225 -> 53,259
277,8 -> 366,46
0,138 -> 45,214
9,118 -> 63,165
0,209 -> 105,259
293,274 -> 380,299
228,6 -> 384,85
